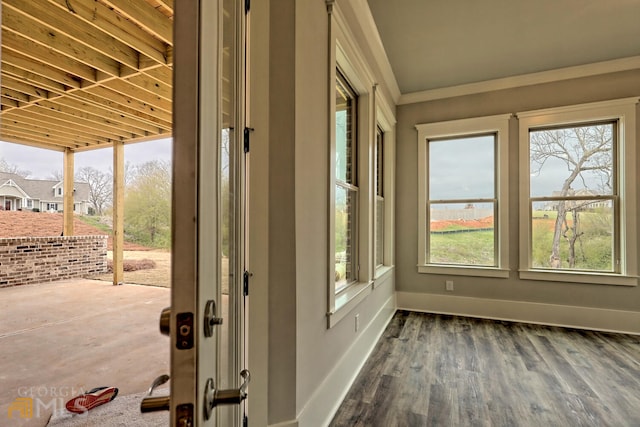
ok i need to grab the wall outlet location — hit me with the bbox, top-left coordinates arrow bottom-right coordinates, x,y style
445,280 -> 454,291
355,314 -> 360,332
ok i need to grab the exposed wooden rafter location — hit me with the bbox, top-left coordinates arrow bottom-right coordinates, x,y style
1,0 -> 174,152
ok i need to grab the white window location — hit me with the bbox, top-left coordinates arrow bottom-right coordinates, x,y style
518,99 -> 638,286
374,126 -> 384,269
334,71 -> 359,293
27,200 -> 32,208
416,115 -> 510,277
57,187 -> 63,196
327,4 -> 396,327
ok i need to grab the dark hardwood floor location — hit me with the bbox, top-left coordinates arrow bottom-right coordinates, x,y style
330,311 -> 640,427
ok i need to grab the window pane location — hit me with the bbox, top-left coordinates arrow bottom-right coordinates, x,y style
531,202 -> 614,271
530,124 -> 614,197
375,198 -> 384,267
376,127 -> 383,197
429,202 -> 495,266
336,77 -> 355,184
429,135 -> 494,200
335,185 -> 356,290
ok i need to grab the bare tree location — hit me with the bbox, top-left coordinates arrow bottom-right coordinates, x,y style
76,166 -> 113,215
530,125 -> 612,268
49,170 -> 64,181
0,158 -> 31,178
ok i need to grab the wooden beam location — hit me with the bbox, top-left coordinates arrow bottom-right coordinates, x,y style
69,90 -> 171,134
0,136 -> 68,152
53,96 -> 157,137
2,31 -> 95,84
46,0 -> 170,66
101,79 -> 172,113
2,87 -> 37,103
2,118 -> 111,146
1,74 -> 50,99
141,65 -> 173,87
102,0 -> 173,45
86,85 -> 173,124
10,106 -> 132,141
32,100 -> 137,138
0,129 -> 80,149
4,0 -> 140,71
2,62 -> 71,93
3,110 -> 117,141
2,7 -> 120,77
112,140 -> 125,286
63,149 -> 75,236
124,73 -> 172,102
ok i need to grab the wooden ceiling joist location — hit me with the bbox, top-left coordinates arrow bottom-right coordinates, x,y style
1,0 -> 174,152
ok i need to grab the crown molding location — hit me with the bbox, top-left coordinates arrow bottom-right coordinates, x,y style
399,55 -> 640,105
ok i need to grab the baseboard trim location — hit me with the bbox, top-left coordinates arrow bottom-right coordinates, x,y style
396,292 -> 640,335
296,294 -> 396,427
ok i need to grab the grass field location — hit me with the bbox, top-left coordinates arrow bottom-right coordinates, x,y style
429,230 -> 495,266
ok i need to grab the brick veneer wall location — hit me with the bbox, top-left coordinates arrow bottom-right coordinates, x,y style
0,236 -> 108,287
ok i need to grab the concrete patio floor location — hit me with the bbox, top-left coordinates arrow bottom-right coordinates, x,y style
0,279 -> 170,427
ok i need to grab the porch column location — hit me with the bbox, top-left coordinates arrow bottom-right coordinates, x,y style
112,141 -> 125,285
63,148 -> 75,235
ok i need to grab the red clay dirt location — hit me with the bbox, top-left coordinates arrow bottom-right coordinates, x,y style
0,210 -> 149,250
430,216 -> 494,231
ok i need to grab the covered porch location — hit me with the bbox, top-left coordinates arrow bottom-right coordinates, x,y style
1,0 -> 174,285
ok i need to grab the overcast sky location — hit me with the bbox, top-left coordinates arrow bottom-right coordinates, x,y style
0,138 -> 172,179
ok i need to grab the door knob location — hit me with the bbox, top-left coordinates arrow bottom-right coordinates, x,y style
140,374 -> 170,413
204,369 -> 250,420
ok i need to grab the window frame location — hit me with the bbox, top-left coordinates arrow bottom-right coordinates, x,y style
416,114 -> 511,278
334,70 -> 360,293
517,98 -> 638,286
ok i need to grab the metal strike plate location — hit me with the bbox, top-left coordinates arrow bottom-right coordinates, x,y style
176,403 -> 194,427
176,312 -> 194,350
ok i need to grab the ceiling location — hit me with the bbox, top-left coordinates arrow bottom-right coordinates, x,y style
366,0 -> 640,95
0,0 -> 173,152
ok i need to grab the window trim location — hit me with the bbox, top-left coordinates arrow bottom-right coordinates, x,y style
416,114 -> 511,278
517,98 -> 638,286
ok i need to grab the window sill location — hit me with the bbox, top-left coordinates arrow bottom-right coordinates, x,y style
418,264 -> 510,278
519,270 -> 638,286
327,281 -> 372,328
374,265 -> 394,287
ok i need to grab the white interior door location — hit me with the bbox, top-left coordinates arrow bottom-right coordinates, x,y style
162,0 -> 246,425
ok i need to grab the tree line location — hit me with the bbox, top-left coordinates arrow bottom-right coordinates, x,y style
1,158 -> 171,249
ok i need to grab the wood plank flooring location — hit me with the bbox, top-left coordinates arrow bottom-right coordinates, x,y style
330,311 -> 640,427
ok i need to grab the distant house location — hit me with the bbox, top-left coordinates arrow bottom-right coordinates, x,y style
0,172 -> 91,215
544,188 -> 613,211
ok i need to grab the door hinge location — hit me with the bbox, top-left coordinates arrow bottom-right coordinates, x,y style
245,0 -> 250,14
243,127 -> 253,153
243,271 -> 250,296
